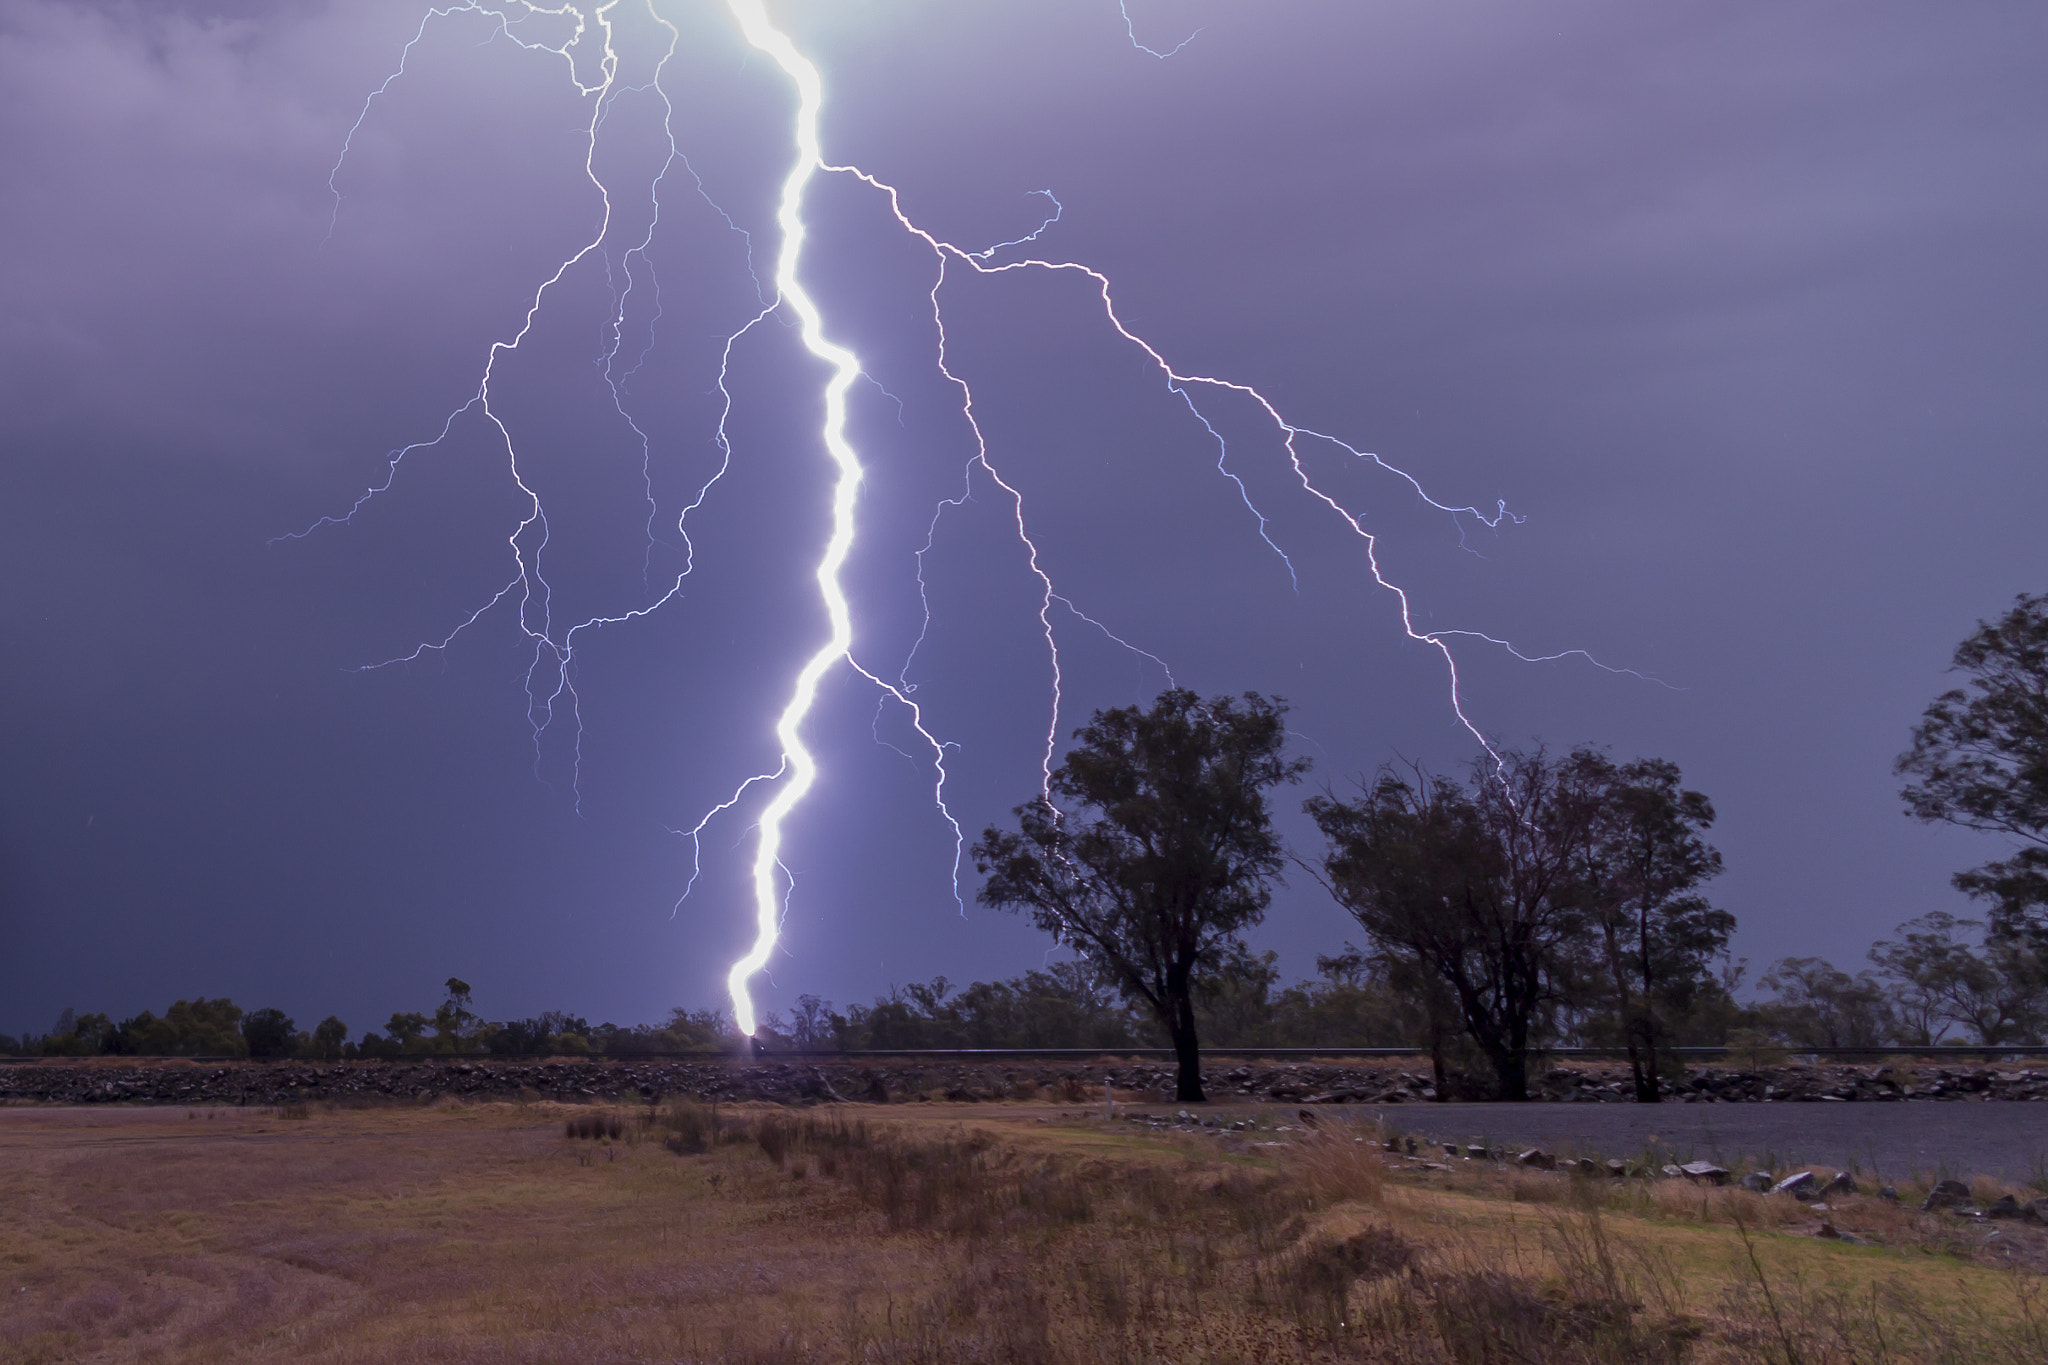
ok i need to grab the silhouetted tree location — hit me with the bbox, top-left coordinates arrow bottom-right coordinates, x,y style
310,1016 -> 350,1060
431,978 -> 477,1050
974,689 -> 1308,1102
1311,750 -> 1608,1100
41,1010 -> 115,1056
1898,593 -> 2048,973
1578,757 -> 1732,1101
242,1007 -> 297,1060
788,994 -> 834,1049
146,999 -> 246,1056
384,1011 -> 429,1051
1758,957 -> 1894,1049
1869,912 -> 2040,1045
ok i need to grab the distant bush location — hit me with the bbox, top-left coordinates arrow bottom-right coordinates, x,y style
242,1008 -> 297,1060
310,1016 -> 349,1060
42,1011 -> 116,1056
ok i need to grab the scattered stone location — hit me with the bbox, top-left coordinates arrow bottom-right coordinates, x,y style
1823,1171 -> 1858,1196
2022,1197 -> 2048,1225
1985,1195 -> 2023,1220
1679,1161 -> 1731,1185
1516,1147 -> 1556,1170
1661,1164 -> 1685,1180
1574,1157 -> 1599,1176
1879,1185 -> 1899,1202
1922,1179 -> 1973,1212
1465,1144 -> 1488,1160
1739,1171 -> 1773,1194
1772,1171 -> 1821,1199
1607,1158 -> 1629,1179
1815,1221 -> 1861,1243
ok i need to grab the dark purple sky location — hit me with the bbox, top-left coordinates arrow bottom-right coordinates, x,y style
3,0 -> 2044,1038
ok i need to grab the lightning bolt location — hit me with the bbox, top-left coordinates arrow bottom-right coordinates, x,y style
709,0 -> 855,1036
300,0 -> 1662,1040
1119,1 -> 1201,59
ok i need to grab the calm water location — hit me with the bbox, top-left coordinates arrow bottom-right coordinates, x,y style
1348,1100 -> 2048,1182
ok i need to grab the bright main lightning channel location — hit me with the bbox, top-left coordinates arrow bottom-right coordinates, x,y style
717,0 -> 864,1037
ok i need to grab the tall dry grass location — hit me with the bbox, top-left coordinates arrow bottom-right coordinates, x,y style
4,1101 -> 2045,1364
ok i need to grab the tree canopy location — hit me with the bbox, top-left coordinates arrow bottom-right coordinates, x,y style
1578,756 -> 1731,1100
1898,592 -> 2048,952
972,689 -> 1308,1101
1309,749 -> 1607,1100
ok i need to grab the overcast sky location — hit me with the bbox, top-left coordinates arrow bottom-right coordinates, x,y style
3,0 -> 2044,1038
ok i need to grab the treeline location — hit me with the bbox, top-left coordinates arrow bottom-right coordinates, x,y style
750,921 -> 2040,1061
7,998 -> 343,1061
0,980 -> 741,1062
12,919 -> 2035,1069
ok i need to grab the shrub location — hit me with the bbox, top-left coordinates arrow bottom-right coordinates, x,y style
658,1101 -> 720,1155
1266,1227 -> 1418,1336
310,1016 -> 349,1060
242,1007 -> 297,1060
564,1113 -> 623,1141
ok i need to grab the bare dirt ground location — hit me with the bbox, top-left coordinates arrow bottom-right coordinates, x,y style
5,1100 -> 2047,1363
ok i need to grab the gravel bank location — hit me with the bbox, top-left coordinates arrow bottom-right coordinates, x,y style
8,1055 -> 2048,1109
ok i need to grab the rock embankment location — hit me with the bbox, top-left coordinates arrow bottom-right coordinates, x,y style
5,1056 -> 2048,1107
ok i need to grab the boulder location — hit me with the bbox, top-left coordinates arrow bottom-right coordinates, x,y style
1985,1195 -> 2023,1220
1606,1158 -> 1630,1178
1739,1171 -> 1773,1194
1679,1161 -> 1731,1185
1772,1171 -> 1821,1199
1921,1178 -> 1973,1211
1823,1171 -> 1858,1197
1516,1147 -> 1556,1171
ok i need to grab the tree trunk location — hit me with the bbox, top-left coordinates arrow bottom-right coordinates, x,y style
1491,1047 -> 1529,1102
1633,906 -> 1661,1102
1454,984 -> 1528,1100
1477,1023 -> 1528,1101
1167,977 -> 1204,1102
1628,1024 -> 1660,1103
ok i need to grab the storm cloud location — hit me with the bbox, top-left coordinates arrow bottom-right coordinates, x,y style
3,0 -> 2044,1033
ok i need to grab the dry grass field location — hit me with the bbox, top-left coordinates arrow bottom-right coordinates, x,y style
4,1098 -> 2046,1364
